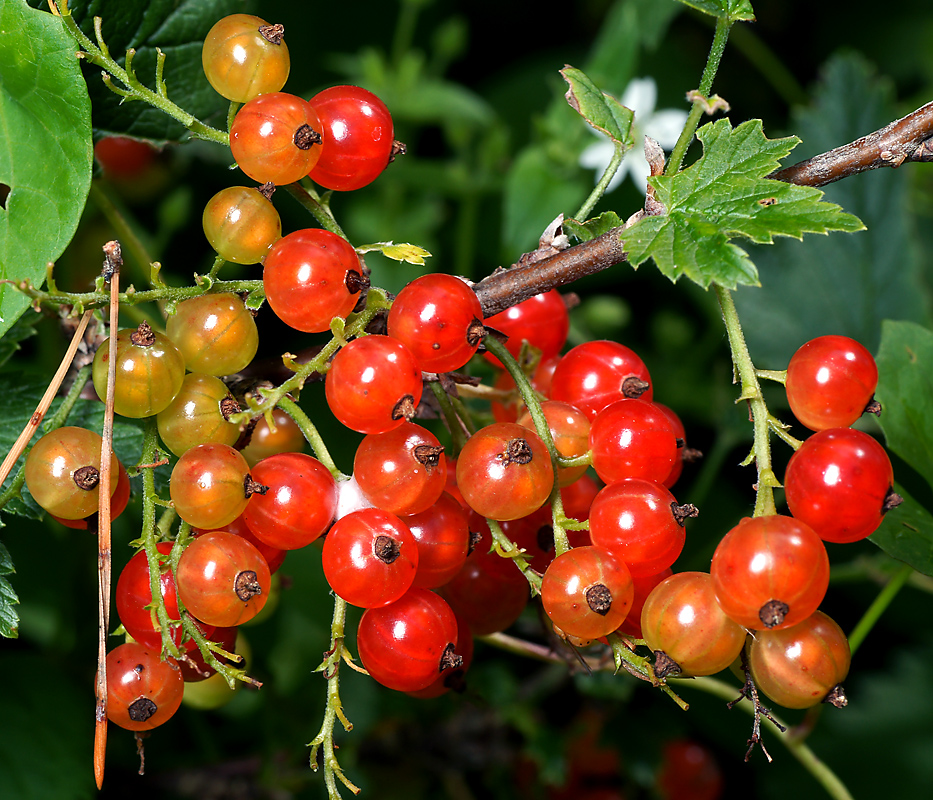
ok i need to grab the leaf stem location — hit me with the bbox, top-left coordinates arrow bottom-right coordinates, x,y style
575,142 -> 625,221
847,561 -> 914,656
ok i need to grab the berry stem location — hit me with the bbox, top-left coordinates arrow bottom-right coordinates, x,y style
575,140 -> 626,222
714,284 -> 779,517
487,519 -> 542,595
428,380 -> 471,452
284,182 -> 346,239
53,3 -> 229,145
276,396 -> 345,481
847,561 -> 914,656
309,595 -> 361,799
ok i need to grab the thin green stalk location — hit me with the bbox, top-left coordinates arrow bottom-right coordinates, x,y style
575,142 -> 625,221
277,396 -> 345,480
309,595 -> 359,798
667,15 -> 733,175
685,676 -> 855,800
284,183 -> 345,237
847,562 -> 914,656
715,284 -> 778,516
429,380 -> 470,453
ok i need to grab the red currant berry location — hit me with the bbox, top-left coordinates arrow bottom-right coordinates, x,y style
241,453 -> 337,549
456,422 -> 554,521
407,611 -> 474,698
94,136 -> 156,178
784,427 -> 895,544
438,553 -> 529,636
106,642 -> 184,731
51,460 -> 131,530
240,407 -> 306,467
589,398 -> 679,486
402,492 -> 471,589
710,515 -> 830,631
641,572 -> 747,677
176,530 -> 271,627
166,293 -> 259,377
325,335 -> 423,434
178,625 -> 240,682
386,274 -> 485,373
615,567 -> 672,639
748,610 -> 850,709
550,340 -> 653,420
542,546 -> 634,640
25,426 -> 119,519
202,14 -> 290,103
357,588 -> 461,692
308,85 -> 395,191
170,443 -> 257,530
93,322 -> 186,418
785,334 -> 878,431
657,740 -> 724,800
322,508 -> 419,607
203,185 -> 282,264
195,514 -> 287,574
353,422 -> 447,516
491,354 -> 560,423
589,479 -> 692,577
230,92 -> 322,185
262,228 -> 364,333
156,373 -> 241,457
483,290 -> 569,368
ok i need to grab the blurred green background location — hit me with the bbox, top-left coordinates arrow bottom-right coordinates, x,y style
3,0 -> 933,798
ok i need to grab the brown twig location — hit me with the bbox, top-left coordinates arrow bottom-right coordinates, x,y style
768,100 -> 933,187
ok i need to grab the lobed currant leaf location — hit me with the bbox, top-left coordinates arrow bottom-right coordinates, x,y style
561,66 -> 635,150
621,118 -> 865,289
871,484 -> 933,578
0,0 -> 92,340
675,0 -> 756,22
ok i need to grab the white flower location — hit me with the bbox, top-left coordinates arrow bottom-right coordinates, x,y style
579,77 -> 688,195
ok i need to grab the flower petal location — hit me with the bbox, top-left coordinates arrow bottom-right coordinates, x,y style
644,109 -> 689,150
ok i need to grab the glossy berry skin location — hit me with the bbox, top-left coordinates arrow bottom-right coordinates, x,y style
170,443 -> 253,530
656,403 -> 687,489
615,567 -> 673,639
786,334 -> 878,431
784,427 -> 894,543
641,572 -> 746,677
542,546 -> 634,640
357,588 -> 460,692
308,85 -> 395,191
408,611 -> 474,698
710,515 -> 830,631
322,508 -> 418,608
116,543 -> 215,651
483,290 -> 569,368
203,186 -> 282,264
93,324 -> 186,418
402,492 -> 471,589
202,14 -> 290,103
516,400 -> 590,487
156,373 -> 241,457
106,642 -> 184,731
230,93 -> 322,185
25,427 -> 119,519
386,274 -> 484,373
325,335 -> 423,434
491,354 -> 559,423
240,407 -> 306,467
438,552 -> 529,636
748,611 -> 850,709
52,460 -> 131,530
242,453 -> 337,549
353,422 -> 447,516
166,293 -> 259,376
550,340 -> 653,420
589,479 -> 687,578
589,399 -> 679,486
176,530 -> 271,627
455,422 -> 554,521
195,514 -> 286,575
263,228 -> 363,333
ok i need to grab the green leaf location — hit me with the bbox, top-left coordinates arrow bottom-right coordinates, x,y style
0,574 -> 19,638
875,320 -> 933,488
0,0 -> 92,341
734,54 -> 931,366
357,242 -> 433,266
675,0 -> 756,21
563,211 -> 624,243
47,0 -> 243,141
561,66 -> 635,149
870,484 -> 933,576
621,118 -> 864,289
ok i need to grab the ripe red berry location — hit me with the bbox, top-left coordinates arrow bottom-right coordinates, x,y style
230,92 -> 322,185
784,427 -> 896,543
308,85 -> 395,191
402,492 -> 471,589
589,398 -> 679,486
325,335 -> 423,434
710,515 -> 830,631
262,228 -> 364,333
455,422 -> 554,521
170,443 -> 256,530
106,642 -> 184,731
483,290 -> 569,368
516,400 -> 590,487
357,588 -> 461,692
386,273 -> 485,373
785,334 -> 878,431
